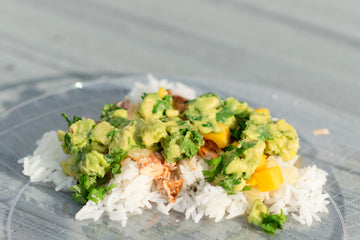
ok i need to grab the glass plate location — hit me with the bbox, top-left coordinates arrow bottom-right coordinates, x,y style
1,75 -> 358,240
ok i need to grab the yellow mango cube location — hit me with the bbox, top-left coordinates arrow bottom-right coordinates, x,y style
254,166 -> 284,192
247,174 -> 258,186
203,123 -> 230,148
254,108 -> 270,116
256,154 -> 267,171
157,87 -> 168,98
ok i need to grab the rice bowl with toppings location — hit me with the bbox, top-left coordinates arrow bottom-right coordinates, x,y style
18,75 -> 330,236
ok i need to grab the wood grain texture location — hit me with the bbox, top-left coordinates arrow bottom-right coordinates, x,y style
0,2 -> 359,237
1,0 -> 359,129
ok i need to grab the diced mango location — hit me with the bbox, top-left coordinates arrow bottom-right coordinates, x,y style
256,154 -> 267,171
203,123 -> 230,148
254,166 -> 284,192
157,87 -> 168,98
231,141 -> 239,146
247,154 -> 267,186
247,174 -> 258,186
254,108 -> 270,116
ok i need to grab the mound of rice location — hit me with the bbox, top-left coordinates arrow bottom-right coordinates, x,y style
19,75 -> 329,228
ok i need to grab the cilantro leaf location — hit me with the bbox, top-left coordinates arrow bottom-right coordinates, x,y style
221,141 -> 256,171
79,174 -> 97,190
201,122 -> 214,129
106,129 -> 119,139
88,184 -> 117,203
70,174 -> 117,205
141,92 -> 148,100
188,115 -> 203,121
106,117 -> 130,128
182,130 -> 204,159
230,127 -> 242,140
232,141 -> 257,156
203,156 -> 223,182
101,103 -> 120,119
64,133 -> 72,152
104,154 -> 115,164
216,106 -> 235,123
108,147 -> 126,177
61,113 -> 82,128
152,95 -> 172,115
217,174 -> 241,194
261,210 -> 287,235
69,184 -> 88,204
111,163 -> 121,175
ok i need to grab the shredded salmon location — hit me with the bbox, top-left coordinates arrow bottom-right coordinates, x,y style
129,150 -> 183,203
198,139 -> 221,159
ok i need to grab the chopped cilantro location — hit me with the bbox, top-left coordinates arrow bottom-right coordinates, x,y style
107,129 -> 119,139
61,113 -> 82,128
141,92 -> 148,100
152,95 -> 172,115
64,133 -> 72,152
101,103 -> 120,119
188,115 -> 203,121
216,106 -> 235,123
182,130 -> 203,158
217,174 -> 241,194
203,156 -> 223,182
201,122 -> 214,128
107,117 -> 130,128
69,184 -> 88,204
257,125 -> 274,141
261,210 -> 287,235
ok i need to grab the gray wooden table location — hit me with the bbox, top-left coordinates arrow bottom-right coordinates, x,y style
1,0 -> 359,239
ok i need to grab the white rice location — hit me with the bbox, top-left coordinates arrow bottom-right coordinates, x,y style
19,75 -> 329,228
18,131 -> 77,191
128,74 -> 196,103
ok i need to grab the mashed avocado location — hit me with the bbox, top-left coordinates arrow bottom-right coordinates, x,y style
224,140 -> 265,179
185,93 -> 252,135
109,120 -> 142,152
248,199 -> 288,235
243,113 -> 299,161
161,120 -> 203,162
248,199 -> 269,225
58,88 -> 299,211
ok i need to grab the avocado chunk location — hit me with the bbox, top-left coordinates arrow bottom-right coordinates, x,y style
139,93 -> 162,119
161,123 -> 203,162
224,140 -> 266,180
243,113 -> 299,161
79,150 -> 110,177
185,93 -> 252,135
139,93 -> 174,119
109,120 -> 141,152
216,97 -> 249,129
265,120 -> 299,161
57,130 -> 69,154
139,118 -> 168,148
100,104 -> 130,128
209,140 -> 265,194
65,119 -> 95,155
248,199 -> 269,226
90,121 -> 114,146
185,93 -> 221,134
60,156 -> 80,179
